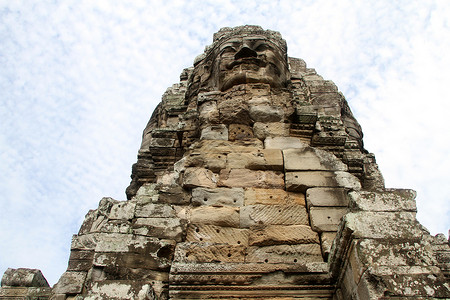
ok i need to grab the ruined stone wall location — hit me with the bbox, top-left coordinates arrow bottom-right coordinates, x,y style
1,25 -> 448,300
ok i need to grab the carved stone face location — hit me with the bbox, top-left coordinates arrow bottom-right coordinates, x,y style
212,36 -> 290,91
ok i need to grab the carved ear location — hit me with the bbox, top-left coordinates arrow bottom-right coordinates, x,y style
200,60 -> 212,82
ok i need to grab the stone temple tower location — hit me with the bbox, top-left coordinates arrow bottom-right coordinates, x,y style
2,26 -> 449,299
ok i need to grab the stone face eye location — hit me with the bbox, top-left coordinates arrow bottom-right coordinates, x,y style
220,46 -> 236,55
254,43 -> 269,52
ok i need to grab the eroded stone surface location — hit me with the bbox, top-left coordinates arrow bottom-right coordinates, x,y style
191,187 -> 244,206
310,207 -> 348,232
240,205 -> 309,227
218,169 -> 285,188
190,206 -> 240,227
186,224 -> 249,245
248,225 -> 320,246
246,244 -> 323,264
306,187 -> 348,208
244,188 -> 305,206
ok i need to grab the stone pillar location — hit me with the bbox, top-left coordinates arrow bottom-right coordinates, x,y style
329,189 -> 450,298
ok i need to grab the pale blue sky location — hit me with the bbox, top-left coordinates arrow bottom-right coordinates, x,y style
1,0 -> 449,286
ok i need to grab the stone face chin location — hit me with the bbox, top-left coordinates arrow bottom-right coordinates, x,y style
3,25 -> 449,300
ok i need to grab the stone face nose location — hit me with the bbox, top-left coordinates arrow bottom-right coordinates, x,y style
234,46 -> 257,60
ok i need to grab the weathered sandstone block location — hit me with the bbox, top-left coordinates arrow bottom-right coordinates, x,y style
244,188 -> 305,205
218,169 -> 284,188
148,137 -> 176,148
134,183 -> 159,203
227,149 -> 283,170
93,233 -> 176,254
85,281 -> 155,300
201,124 -> 228,140
186,224 -> 249,245
92,219 -> 131,234
348,189 -> 417,212
283,148 -> 347,171
52,271 -> 87,294
193,139 -> 263,154
249,105 -> 284,122
340,211 -> 425,240
185,152 -> 227,172
67,250 -> 94,272
174,242 -> 246,263
1,268 -> 49,287
228,124 -> 254,140
253,122 -> 290,139
310,207 -> 348,232
191,187 -> 244,206
240,205 -> 309,227
135,203 -> 176,218
109,201 -> 136,220
182,167 -> 218,189
246,244 -> 323,264
320,232 -> 337,258
306,187 -> 348,208
199,100 -> 219,124
190,206 -> 240,227
264,136 -> 305,149
285,171 -> 360,192
249,225 -> 320,246
306,80 -> 338,93
217,96 -> 251,125
133,217 -> 183,241
157,184 -> 191,205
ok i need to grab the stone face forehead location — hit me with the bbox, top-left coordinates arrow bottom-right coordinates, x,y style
212,25 -> 286,48
195,25 -> 287,65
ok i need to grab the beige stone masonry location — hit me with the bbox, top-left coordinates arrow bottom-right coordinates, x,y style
306,187 -> 348,208
320,232 -> 337,259
240,204 -> 309,227
348,189 -> 417,212
264,136 -> 305,149
185,153 -> 227,173
310,207 -> 348,232
248,224 -> 320,246
249,105 -> 284,122
218,169 -> 284,188
193,139 -> 263,154
134,203 -> 176,218
190,206 -> 240,227
246,244 -> 323,264
244,188 -> 305,206
198,100 -> 219,124
227,149 -> 283,170
84,281 -> 155,300
53,272 -> 87,295
283,147 -> 347,171
200,124 -> 228,140
109,202 -> 136,220
186,224 -> 249,245
191,187 -> 244,206
285,171 -> 361,192
182,167 -> 218,189
133,218 -> 183,241
253,122 -> 290,139
228,124 -> 254,141
174,242 -> 246,263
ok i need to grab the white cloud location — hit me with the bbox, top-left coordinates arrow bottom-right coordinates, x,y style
1,0 -> 449,286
